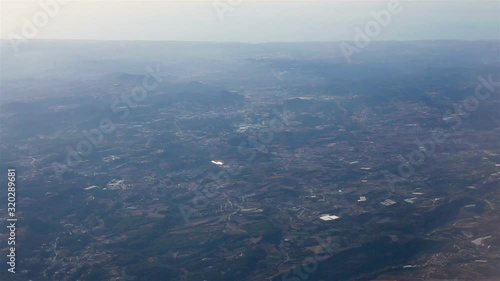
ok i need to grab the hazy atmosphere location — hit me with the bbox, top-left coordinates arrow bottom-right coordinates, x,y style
2,0 -> 500,42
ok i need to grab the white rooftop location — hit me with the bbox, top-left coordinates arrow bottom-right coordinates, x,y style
381,199 -> 397,206
404,197 -> 417,204
319,214 -> 340,221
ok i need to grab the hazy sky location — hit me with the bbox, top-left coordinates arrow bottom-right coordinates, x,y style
1,0 -> 499,42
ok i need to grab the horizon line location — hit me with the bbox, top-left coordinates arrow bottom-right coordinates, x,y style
1,38 -> 499,44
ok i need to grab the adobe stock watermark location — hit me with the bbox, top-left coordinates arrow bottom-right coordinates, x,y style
178,106 -> 290,224
281,236 -> 338,281
51,65 -> 164,183
212,0 -> 243,21
8,0 -> 73,54
340,0 -> 404,64
383,74 -> 500,191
